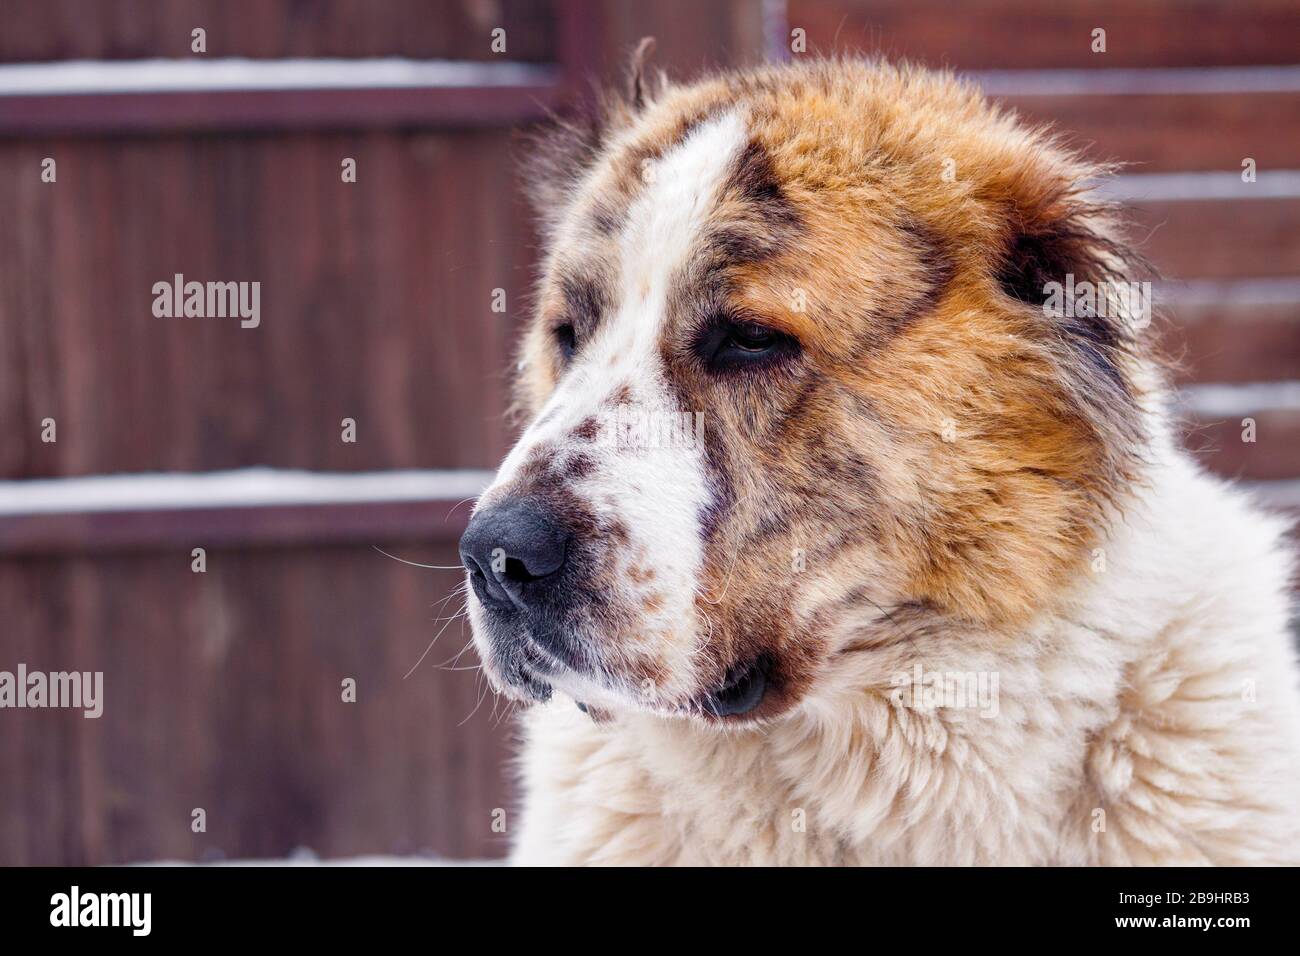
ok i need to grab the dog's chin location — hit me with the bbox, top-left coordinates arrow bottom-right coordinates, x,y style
503,666 -> 555,704
470,605 -> 773,723
482,650 -> 773,725
568,658 -> 773,725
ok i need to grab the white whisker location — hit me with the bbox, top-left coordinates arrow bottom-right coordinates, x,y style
373,545 -> 466,571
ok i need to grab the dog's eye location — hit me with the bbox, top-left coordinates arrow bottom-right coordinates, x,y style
726,321 -> 777,352
554,323 -> 577,361
700,317 -> 798,370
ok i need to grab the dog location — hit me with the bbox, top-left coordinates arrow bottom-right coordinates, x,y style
458,56 -> 1300,865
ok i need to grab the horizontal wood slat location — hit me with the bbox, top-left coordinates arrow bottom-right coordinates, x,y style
997,91 -> 1300,172
1159,286 -> 1300,384
1183,409 -> 1300,481
0,131 -> 532,479
787,0 -> 1300,69
1127,198 -> 1300,279
0,499 -> 474,556
0,0 -> 559,64
0,82 -> 563,136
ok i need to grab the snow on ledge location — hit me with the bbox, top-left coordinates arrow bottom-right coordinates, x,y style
0,468 -> 495,516
1178,381 -> 1300,417
0,57 -> 557,96
138,854 -> 500,867
969,64 -> 1300,96
1099,170 -> 1300,203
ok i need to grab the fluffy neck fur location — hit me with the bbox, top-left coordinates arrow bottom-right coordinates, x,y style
511,411 -> 1300,865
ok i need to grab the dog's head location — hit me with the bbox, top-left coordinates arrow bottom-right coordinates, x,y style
461,59 -> 1149,723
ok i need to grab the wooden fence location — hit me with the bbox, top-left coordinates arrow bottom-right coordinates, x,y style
1,0 -> 1297,864
0,0 -> 767,866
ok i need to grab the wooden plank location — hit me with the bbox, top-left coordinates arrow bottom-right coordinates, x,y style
0,499 -> 474,556
0,83 -> 563,136
573,0 -> 768,84
787,0 -> 1300,69
0,0 -> 558,64
555,0 -> 607,108
1127,198 -> 1300,279
1183,409 -> 1300,480
0,558 -> 85,863
997,91 -> 1300,172
1158,285 -> 1300,384
0,130 -> 529,479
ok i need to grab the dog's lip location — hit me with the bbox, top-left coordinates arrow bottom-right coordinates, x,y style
503,651 -> 554,702
699,657 -> 768,718
516,671 -> 553,702
495,632 -> 557,703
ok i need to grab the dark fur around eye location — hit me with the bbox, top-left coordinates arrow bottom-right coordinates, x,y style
694,314 -> 799,371
554,323 -> 577,360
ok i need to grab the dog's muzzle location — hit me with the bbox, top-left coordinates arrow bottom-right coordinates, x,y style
459,497 -> 587,700
461,495 -> 771,720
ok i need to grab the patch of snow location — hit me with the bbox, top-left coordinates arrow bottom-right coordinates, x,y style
0,57 -> 557,96
138,855 -> 500,867
0,468 -> 494,515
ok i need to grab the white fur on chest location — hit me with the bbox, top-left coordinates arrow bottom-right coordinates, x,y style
510,438 -> 1300,866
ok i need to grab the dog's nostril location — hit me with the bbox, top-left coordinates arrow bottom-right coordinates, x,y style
462,552 -> 508,605
503,556 -> 542,584
459,498 -> 570,611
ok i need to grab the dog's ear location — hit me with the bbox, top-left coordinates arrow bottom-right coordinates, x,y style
518,107 -> 608,238
985,153 -> 1154,495
519,38 -> 661,238
996,175 -> 1140,289
627,36 -> 658,112
991,156 -> 1154,388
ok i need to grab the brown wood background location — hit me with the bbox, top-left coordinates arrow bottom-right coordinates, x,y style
1,0 -> 1297,864
0,0 -> 768,865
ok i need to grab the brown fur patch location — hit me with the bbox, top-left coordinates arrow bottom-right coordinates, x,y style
571,417 -> 601,442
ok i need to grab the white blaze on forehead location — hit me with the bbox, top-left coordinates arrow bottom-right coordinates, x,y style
485,110 -> 750,702
495,109 -> 750,484
619,109 -> 749,315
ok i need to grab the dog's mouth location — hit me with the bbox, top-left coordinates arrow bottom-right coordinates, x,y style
497,625 -> 770,720
566,659 -> 770,721
497,638 -> 556,703
515,671 -> 553,703
697,657 -> 769,718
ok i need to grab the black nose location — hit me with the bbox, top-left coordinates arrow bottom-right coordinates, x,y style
459,499 -> 570,612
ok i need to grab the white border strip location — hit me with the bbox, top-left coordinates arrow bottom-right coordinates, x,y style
970,65 -> 1300,97
1101,171 -> 1300,202
1249,479 -> 1300,511
1179,382 -> 1300,417
0,57 -> 556,96
0,468 -> 494,516
140,854 -> 497,867
1158,278 -> 1300,307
